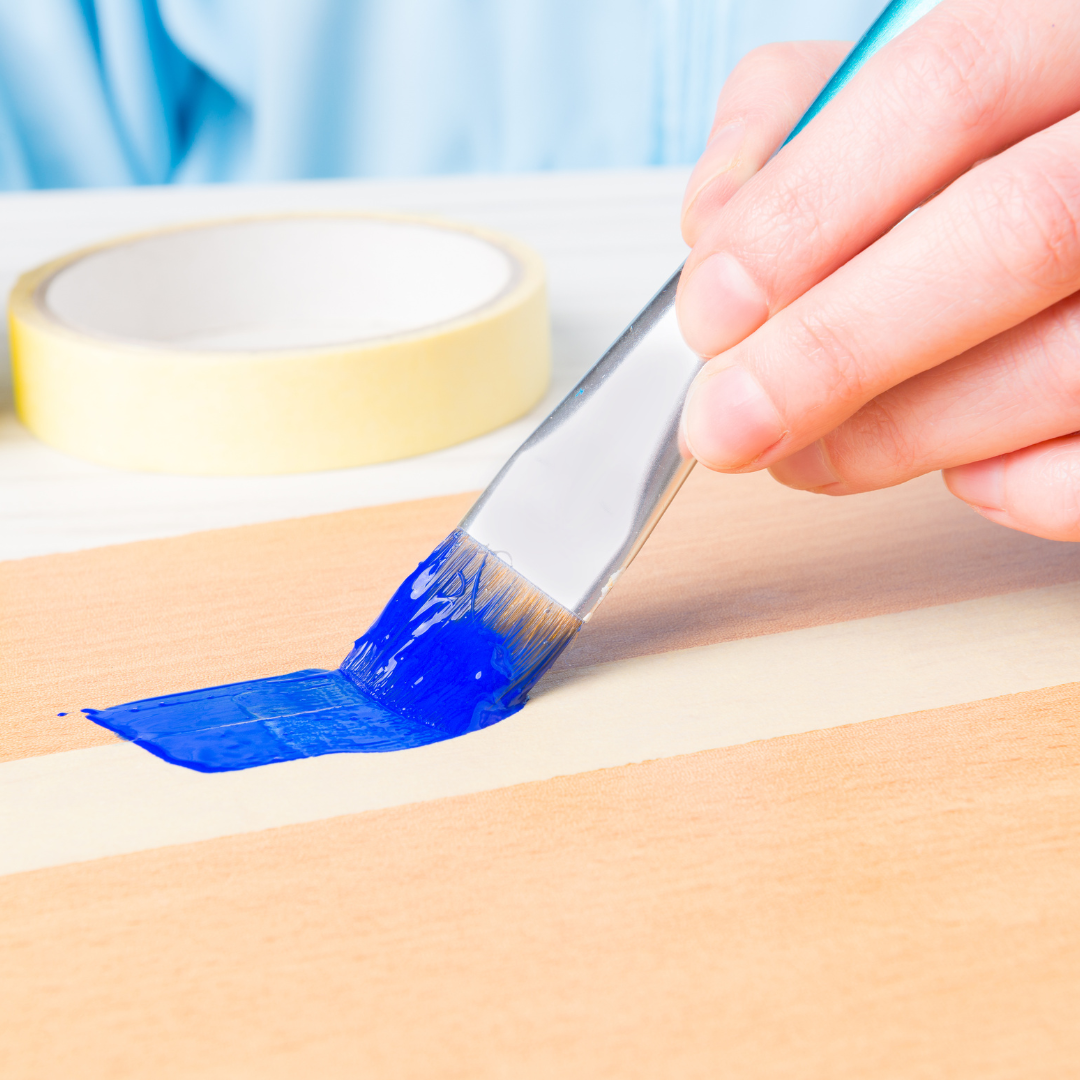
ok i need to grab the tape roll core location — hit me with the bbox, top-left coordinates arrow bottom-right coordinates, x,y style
9,214 -> 550,475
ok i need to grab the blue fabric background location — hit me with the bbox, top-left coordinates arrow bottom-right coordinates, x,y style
0,0 -> 884,189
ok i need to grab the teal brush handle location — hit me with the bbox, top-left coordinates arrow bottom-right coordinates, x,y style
784,0 -> 945,146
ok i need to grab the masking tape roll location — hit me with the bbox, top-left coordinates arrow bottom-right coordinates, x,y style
9,213 -> 550,475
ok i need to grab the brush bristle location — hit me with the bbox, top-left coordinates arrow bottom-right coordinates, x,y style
340,530 -> 581,737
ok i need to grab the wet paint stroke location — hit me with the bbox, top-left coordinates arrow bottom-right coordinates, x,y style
84,531 -> 581,772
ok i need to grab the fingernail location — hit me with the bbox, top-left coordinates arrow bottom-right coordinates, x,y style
678,252 -> 769,358
683,364 -> 785,470
769,441 -> 838,491
682,122 -> 747,220
945,457 -> 1005,510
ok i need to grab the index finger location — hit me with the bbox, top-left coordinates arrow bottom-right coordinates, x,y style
675,0 -> 1080,360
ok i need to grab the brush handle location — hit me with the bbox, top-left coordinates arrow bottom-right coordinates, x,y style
463,0 -> 945,618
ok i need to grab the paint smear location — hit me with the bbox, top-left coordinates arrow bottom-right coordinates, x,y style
84,531 -> 580,772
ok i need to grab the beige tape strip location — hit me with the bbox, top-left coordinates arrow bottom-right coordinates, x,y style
5,580 -> 1080,877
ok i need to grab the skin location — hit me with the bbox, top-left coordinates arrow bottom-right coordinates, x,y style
675,0 -> 1080,542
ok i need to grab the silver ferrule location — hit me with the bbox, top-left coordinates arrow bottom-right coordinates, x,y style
460,0 -> 947,621
460,268 -> 700,619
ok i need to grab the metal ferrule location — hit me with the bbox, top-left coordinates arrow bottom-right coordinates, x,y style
461,270 -> 698,619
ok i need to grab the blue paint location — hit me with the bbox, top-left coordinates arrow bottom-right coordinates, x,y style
82,670 -> 435,772
84,530 -> 580,772
340,530 -> 578,737
57,712 -> 67,716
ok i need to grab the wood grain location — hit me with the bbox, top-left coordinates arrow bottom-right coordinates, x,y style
2,683 -> 1078,1079
5,468 -> 1079,761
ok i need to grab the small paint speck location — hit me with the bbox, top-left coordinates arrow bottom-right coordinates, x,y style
475,671 -> 482,679
57,712 -> 67,717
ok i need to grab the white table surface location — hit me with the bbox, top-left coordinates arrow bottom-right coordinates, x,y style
0,168 -> 690,561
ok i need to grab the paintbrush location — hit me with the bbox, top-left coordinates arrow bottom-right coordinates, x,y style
340,0 -> 945,741
84,0 -> 945,772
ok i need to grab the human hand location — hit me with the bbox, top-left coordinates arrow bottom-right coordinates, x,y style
676,1 -> 1080,541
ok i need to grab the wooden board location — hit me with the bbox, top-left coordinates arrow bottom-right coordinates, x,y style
2,685 -> 1079,1078
3,466 -> 1080,1077
6,466 -> 1079,760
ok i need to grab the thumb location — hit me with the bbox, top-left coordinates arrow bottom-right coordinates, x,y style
682,40 -> 851,246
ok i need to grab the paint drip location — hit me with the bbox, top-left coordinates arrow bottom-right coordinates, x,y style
84,530 -> 581,772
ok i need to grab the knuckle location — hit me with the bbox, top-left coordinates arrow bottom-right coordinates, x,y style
727,41 -> 830,93
1029,296 -> 1080,402
730,42 -> 800,81
827,396 -> 922,482
714,41 -> 849,142
1011,153 -> 1080,284
889,10 -> 1011,138
739,166 -> 837,283
791,311 -> 874,407
969,147 -> 1080,290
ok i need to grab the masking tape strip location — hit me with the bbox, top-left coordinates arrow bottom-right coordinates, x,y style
5,580 -> 1080,875
8,214 -> 550,475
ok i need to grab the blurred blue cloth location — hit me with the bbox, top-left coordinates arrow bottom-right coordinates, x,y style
0,0 -> 884,190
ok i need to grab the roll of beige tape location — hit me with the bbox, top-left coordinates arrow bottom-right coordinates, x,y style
9,214 -> 550,475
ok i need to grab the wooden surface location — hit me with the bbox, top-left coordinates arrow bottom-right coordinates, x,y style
4,461 -> 1080,1076
6,467 -> 1080,762
4,170 -> 1080,1078
3,683 -> 1079,1079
